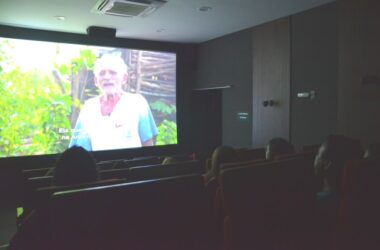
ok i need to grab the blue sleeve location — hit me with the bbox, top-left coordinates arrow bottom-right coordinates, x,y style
139,104 -> 158,144
68,117 -> 92,151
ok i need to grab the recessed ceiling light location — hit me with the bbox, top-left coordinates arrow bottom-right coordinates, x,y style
54,16 -> 66,21
199,6 -> 212,12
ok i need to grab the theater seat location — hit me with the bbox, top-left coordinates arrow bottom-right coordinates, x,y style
235,147 -> 266,161
22,167 -> 52,178
274,151 -> 315,162
25,174 -> 215,250
220,158 -> 267,171
220,157 -> 315,250
26,179 -> 127,211
302,144 -> 321,155
99,168 -> 130,180
338,159 -> 380,250
128,160 -> 203,181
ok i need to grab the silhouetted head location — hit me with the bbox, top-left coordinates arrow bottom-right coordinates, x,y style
314,135 -> 362,192
266,138 -> 295,160
210,145 -> 238,178
364,143 -> 380,161
53,146 -> 98,186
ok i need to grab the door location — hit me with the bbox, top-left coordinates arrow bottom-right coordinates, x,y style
190,89 -> 222,156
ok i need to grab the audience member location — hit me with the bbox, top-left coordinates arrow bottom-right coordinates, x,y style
203,145 -> 238,186
364,142 -> 380,161
202,145 -> 238,248
53,146 -> 98,186
314,135 -> 362,193
313,135 -> 362,250
265,137 -> 295,160
10,147 -> 100,249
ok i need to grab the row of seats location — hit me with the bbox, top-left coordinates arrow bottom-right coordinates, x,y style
22,160 -> 203,213
21,143 -> 318,188
25,160 -> 202,189
11,174 -> 216,250
19,139 -> 377,249
210,141 -> 379,250
21,156 -> 163,179
336,158 -> 380,250
205,144 -> 318,172
15,150 -> 320,250
216,153 -> 316,250
13,141 -> 380,250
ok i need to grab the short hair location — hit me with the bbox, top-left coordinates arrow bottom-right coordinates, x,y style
321,135 -> 362,167
53,146 -> 98,186
93,54 -> 128,76
318,135 -> 363,189
364,143 -> 380,160
266,137 -> 295,160
211,145 -> 238,177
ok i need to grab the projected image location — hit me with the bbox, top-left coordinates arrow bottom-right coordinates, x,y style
0,37 -> 177,157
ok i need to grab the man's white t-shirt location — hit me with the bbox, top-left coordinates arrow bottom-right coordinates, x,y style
70,92 -> 157,151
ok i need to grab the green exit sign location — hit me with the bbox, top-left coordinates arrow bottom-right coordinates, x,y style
237,112 -> 249,121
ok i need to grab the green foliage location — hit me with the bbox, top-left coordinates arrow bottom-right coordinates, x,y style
0,67 -> 72,156
150,100 -> 176,115
150,99 -> 177,145
156,119 -> 178,145
0,39 -> 12,72
72,49 -> 96,73
17,207 -> 24,218
0,40 -> 96,157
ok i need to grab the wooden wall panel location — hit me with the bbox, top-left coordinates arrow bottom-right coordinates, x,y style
252,17 -> 290,148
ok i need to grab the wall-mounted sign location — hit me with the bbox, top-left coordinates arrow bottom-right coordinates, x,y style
237,112 -> 249,121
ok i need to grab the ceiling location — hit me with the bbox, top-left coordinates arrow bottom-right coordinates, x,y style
0,0 -> 335,43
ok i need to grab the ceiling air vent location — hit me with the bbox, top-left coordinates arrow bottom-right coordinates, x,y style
92,0 -> 167,17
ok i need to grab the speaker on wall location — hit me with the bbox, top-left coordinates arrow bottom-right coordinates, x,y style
87,26 -> 116,38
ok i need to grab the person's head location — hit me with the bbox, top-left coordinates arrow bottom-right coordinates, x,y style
210,145 -> 238,178
266,137 -> 295,160
53,146 -> 98,186
314,135 -> 362,191
364,143 -> 380,161
93,54 -> 128,96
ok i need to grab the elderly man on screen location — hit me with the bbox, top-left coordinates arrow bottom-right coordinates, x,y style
69,54 -> 157,151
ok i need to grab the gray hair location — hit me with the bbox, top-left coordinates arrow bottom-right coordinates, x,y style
93,54 -> 128,76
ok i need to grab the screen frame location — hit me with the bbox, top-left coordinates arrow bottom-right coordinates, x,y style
0,24 -> 185,167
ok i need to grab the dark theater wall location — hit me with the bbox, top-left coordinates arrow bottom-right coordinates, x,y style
196,29 -> 253,148
290,2 -> 338,148
197,2 -> 339,149
337,0 -> 380,146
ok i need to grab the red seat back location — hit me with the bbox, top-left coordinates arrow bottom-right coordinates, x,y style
235,147 -> 266,161
220,157 -> 315,249
41,174 -> 213,250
